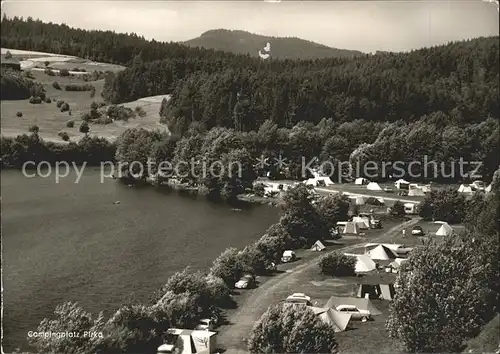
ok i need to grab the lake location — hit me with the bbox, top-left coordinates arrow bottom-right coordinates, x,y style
1,169 -> 280,351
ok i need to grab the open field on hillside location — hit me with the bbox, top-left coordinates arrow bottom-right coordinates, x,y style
1,62 -> 169,143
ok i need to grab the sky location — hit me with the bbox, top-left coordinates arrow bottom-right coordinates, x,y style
2,0 -> 499,53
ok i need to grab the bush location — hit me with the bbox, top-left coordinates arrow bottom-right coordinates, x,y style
24,71 -> 35,79
60,102 -> 70,112
16,111 -> 23,117
81,113 -> 92,122
58,131 -> 70,141
29,96 -> 42,104
90,101 -> 99,110
64,84 -> 94,92
56,100 -> 64,108
5,50 -> 12,59
318,252 -> 356,276
44,97 -> 52,103
52,81 -> 61,90
315,194 -> 350,230
248,304 -> 338,353
59,68 -> 70,77
387,236 -> 497,352
66,120 -> 75,128
391,200 -> 406,217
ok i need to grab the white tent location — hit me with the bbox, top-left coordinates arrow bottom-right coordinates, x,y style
485,184 -> 492,193
366,182 -> 382,191
342,221 -> 359,235
344,254 -> 377,273
458,184 -> 474,194
367,245 -> 397,261
435,222 -> 453,236
408,188 -> 425,196
394,179 -> 410,189
355,196 -> 366,205
191,330 -> 217,354
352,216 -> 370,229
310,240 -> 326,251
309,307 -> 351,332
355,177 -> 369,185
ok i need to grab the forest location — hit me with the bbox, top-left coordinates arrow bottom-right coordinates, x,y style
1,16 -> 499,182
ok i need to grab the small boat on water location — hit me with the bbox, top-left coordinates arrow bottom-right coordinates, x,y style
113,201 -> 120,205
230,208 -> 242,212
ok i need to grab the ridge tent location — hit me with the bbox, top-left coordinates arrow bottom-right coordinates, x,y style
344,253 -> 377,273
367,245 -> 397,261
355,177 -> 369,185
308,306 -> 351,332
366,182 -> 382,191
310,240 -> 326,251
326,296 -> 382,316
357,284 -> 395,301
485,184 -> 492,193
356,196 -> 366,205
342,221 -> 359,235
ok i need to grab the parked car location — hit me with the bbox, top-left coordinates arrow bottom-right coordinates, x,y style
235,274 -> 256,289
411,225 -> 425,236
285,293 -> 313,306
281,250 -> 296,263
195,318 -> 216,331
384,187 -> 394,193
335,305 -> 371,321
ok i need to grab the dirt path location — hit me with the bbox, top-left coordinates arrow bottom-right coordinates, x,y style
217,217 -> 420,354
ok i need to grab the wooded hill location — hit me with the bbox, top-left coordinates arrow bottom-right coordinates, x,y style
184,29 -> 363,59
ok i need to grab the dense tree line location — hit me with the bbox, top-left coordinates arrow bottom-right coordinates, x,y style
158,36 -> 498,132
0,133 -> 115,167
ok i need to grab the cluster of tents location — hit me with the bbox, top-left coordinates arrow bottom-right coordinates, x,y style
344,243 -> 412,273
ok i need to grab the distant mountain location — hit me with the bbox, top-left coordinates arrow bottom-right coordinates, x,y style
184,29 -> 364,60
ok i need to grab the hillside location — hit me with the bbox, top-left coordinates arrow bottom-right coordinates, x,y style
184,29 -> 364,59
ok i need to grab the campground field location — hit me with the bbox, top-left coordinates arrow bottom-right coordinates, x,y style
1,48 -> 169,142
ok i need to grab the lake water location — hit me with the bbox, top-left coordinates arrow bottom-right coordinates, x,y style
1,169 -> 279,351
